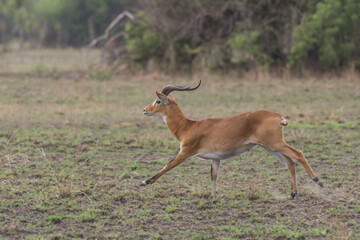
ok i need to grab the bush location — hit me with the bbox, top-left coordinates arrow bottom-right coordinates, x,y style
124,11 -> 163,62
289,0 -> 360,71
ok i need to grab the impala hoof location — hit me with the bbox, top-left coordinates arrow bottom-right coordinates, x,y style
139,180 -> 148,186
313,177 -> 324,188
290,191 -> 297,200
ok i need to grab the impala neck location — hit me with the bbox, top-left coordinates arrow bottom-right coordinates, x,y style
165,105 -> 193,141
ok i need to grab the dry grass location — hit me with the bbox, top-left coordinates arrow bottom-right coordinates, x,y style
0,49 -> 360,239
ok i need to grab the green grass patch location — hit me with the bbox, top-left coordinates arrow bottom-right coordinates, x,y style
0,49 -> 359,238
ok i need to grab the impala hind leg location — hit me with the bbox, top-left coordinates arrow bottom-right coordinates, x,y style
272,142 -> 324,188
284,155 -> 297,199
210,159 -> 220,202
265,148 -> 298,199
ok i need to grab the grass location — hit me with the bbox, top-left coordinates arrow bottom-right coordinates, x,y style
0,49 -> 360,239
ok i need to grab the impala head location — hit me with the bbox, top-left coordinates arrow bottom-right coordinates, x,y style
143,80 -> 201,118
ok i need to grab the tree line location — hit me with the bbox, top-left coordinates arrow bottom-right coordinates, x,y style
1,0 -> 360,74
0,0 -> 134,47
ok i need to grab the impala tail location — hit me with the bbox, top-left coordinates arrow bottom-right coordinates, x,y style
280,117 -> 288,126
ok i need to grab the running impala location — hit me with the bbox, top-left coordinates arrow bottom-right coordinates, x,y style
140,80 -> 323,200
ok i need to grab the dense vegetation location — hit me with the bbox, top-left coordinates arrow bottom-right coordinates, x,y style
0,0 -> 134,47
1,0 -> 360,73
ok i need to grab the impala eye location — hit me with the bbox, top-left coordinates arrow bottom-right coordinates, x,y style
156,100 -> 161,104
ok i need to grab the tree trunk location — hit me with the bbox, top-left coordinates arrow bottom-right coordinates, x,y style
39,22 -> 49,47
88,16 -> 95,41
19,27 -> 24,50
166,42 -> 176,72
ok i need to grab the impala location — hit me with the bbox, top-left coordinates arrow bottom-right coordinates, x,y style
140,80 -> 323,200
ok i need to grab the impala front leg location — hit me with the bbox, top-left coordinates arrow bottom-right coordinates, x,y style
140,149 -> 196,186
211,159 -> 220,202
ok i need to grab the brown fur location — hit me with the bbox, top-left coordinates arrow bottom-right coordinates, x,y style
141,91 -> 322,199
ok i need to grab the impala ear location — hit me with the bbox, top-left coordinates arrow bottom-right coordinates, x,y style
167,93 -> 175,100
156,91 -> 170,105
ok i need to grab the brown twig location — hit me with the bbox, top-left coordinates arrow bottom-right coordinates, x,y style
87,11 -> 134,48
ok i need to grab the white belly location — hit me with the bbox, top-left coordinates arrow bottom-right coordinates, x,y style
199,144 -> 255,160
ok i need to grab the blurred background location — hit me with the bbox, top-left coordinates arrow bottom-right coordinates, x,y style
0,0 -> 360,77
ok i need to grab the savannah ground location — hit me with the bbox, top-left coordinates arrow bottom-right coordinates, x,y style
0,49 -> 360,239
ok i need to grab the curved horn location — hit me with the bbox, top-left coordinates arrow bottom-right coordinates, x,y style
160,80 -> 202,96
